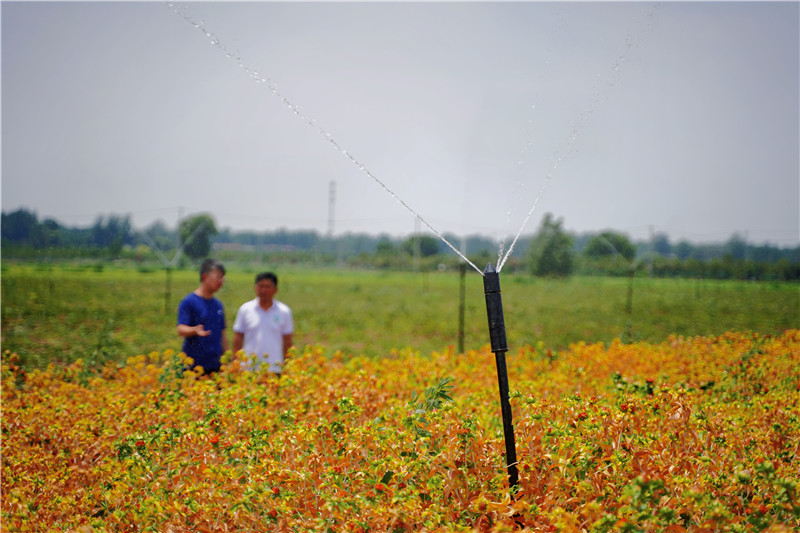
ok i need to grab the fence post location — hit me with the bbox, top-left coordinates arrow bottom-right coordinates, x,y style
458,263 -> 466,354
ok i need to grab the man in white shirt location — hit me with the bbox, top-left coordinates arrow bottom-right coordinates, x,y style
232,272 -> 294,374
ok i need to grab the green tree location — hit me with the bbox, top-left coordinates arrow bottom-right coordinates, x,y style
90,214 -> 131,255
652,233 -> 671,256
179,213 -> 217,260
376,238 -> 397,256
402,234 -> 440,257
584,231 -> 636,261
674,240 -> 693,261
1,208 -> 41,244
41,219 -> 63,247
528,213 -> 574,277
725,233 -> 748,260
140,220 -> 176,252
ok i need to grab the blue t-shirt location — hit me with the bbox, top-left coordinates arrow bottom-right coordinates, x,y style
177,292 -> 226,372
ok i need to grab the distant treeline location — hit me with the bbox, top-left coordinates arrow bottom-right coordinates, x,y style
2,208 -> 799,280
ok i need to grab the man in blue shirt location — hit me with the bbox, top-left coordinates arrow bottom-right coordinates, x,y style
177,259 -> 228,374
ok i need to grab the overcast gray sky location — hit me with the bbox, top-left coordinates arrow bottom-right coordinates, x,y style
2,1 -> 798,248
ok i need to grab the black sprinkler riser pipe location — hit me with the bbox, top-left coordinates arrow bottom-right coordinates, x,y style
483,263 -> 508,353
483,262 -> 519,491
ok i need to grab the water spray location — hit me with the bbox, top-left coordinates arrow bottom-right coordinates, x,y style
497,3 -> 661,272
483,263 -> 519,490
167,2 -> 482,275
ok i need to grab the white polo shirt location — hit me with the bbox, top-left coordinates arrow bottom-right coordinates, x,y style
233,298 -> 294,372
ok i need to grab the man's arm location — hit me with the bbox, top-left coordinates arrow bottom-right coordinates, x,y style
233,332 -> 244,354
177,324 -> 210,338
282,333 -> 293,358
221,329 -> 229,354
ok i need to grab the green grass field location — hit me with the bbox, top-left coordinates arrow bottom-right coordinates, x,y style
1,262 -> 798,369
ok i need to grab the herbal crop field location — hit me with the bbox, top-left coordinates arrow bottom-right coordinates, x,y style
1,263 -> 799,531
2,331 -> 799,531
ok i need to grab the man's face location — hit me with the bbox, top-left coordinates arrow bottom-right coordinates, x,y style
205,269 -> 225,292
255,279 -> 277,302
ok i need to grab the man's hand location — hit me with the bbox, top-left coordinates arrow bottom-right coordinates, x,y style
178,324 -> 211,338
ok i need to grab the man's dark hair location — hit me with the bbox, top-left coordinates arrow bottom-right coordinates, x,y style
255,272 -> 278,286
199,258 -> 226,281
